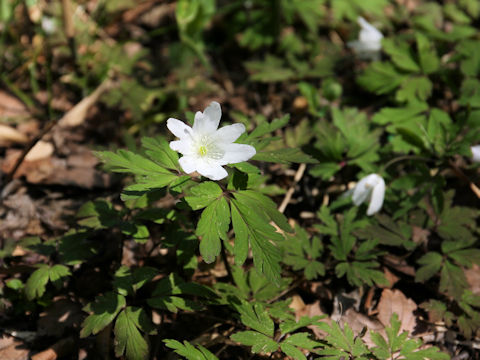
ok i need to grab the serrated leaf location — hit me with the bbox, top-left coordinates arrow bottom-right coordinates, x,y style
280,343 -> 306,360
114,307 -> 154,360
231,203 -> 249,266
416,33 -> 440,74
282,332 -> 320,350
25,265 -> 50,300
141,136 -> 179,171
357,62 -> 407,95
415,252 -> 443,282
185,181 -> 223,210
96,149 -> 172,176
253,148 -> 317,164
382,38 -> 421,72
234,301 -> 274,336
280,315 -> 326,335
197,197 -> 230,264
81,292 -> 126,337
164,339 -> 218,360
231,331 -> 278,354
234,190 -> 292,232
231,199 -> 282,285
440,260 -> 469,300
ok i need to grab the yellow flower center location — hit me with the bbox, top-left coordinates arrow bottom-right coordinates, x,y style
198,145 -> 208,156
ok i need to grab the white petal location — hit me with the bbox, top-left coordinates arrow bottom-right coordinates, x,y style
167,118 -> 193,139
217,143 -> 256,165
471,145 -> 480,163
196,161 -> 228,180
193,102 -> 221,135
352,176 -> 372,206
169,139 -> 193,155
367,177 -> 385,216
179,156 -> 197,174
213,123 -> 245,144
358,17 -> 383,43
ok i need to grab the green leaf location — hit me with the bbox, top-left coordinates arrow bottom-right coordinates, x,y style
416,33 -> 440,74
96,149 -> 172,176
164,340 -> 218,360
253,148 -> 317,164
197,197 -> 230,264
25,264 -> 71,300
396,76 -> 433,103
81,292 -> 126,337
114,307 -> 154,360
231,199 -> 283,285
147,273 -> 214,313
440,260 -> 469,300
416,252 -> 443,282
382,38 -> 421,73
113,266 -> 158,296
231,331 -> 278,354
141,136 -> 179,171
231,204 -> 249,266
459,78 -> 480,108
234,301 -> 274,337
280,343 -> 306,360
185,181 -> 223,210
25,265 -> 50,300
281,332 -> 320,350
357,62 -> 407,95
245,55 -> 296,83
234,190 -> 292,232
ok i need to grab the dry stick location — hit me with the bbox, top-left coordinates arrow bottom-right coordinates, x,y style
2,79 -> 113,188
2,116 -> 59,186
449,160 -> 480,199
278,163 -> 307,214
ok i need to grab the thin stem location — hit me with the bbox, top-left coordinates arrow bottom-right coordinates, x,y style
382,155 -> 432,172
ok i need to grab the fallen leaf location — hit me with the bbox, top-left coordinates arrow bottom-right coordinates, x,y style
25,141 -> 54,161
339,308 -> 385,348
31,337 -> 75,360
0,125 -> 28,145
58,79 -> 113,127
0,91 -> 29,118
377,289 -> 417,334
0,336 -> 29,360
465,264 -> 480,295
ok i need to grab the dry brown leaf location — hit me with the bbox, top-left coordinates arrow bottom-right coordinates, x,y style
31,337 -> 75,360
465,264 -> 480,295
377,289 -> 417,334
0,336 -> 29,360
288,294 -> 306,313
2,149 -> 112,189
25,141 -> 54,161
0,124 -> 28,145
0,91 -> 29,118
58,79 -> 112,127
339,309 -> 385,348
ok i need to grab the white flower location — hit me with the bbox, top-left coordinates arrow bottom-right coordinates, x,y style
167,101 -> 256,181
350,173 -> 385,216
41,17 -> 56,35
471,145 -> 480,163
348,17 -> 383,61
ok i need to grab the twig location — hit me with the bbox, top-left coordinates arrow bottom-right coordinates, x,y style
278,163 -> 306,213
449,160 -> 480,199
